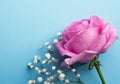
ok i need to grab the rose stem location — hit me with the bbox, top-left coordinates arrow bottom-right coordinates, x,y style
95,63 -> 106,84
89,57 -> 106,84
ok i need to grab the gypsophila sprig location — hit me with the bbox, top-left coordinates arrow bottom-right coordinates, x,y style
27,32 -> 84,84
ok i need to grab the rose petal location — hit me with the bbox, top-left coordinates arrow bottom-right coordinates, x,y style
55,41 -> 77,57
64,24 -> 99,54
100,36 -> 118,53
61,61 -> 69,67
100,24 -> 118,53
61,50 -> 97,67
89,32 -> 106,52
65,20 -> 89,40
90,16 -> 105,34
62,30 -> 69,42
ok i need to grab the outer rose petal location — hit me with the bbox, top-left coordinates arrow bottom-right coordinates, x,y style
64,20 -> 89,40
90,16 -> 105,33
89,32 -> 106,52
55,40 -> 77,57
100,24 -> 118,53
64,23 -> 99,54
100,36 -> 118,53
61,50 -> 98,67
62,30 -> 69,42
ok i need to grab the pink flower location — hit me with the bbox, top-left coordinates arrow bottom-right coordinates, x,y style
56,16 -> 118,67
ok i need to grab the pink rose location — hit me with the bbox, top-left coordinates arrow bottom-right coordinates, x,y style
56,16 -> 118,67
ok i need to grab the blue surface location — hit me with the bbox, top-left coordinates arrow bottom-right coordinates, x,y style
0,0 -> 120,84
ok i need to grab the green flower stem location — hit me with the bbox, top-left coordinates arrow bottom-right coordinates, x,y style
89,57 -> 106,84
95,63 -> 106,84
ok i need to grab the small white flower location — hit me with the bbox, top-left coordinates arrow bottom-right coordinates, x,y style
37,70 -> 42,74
37,77 -> 43,82
49,76 -> 54,80
52,66 -> 56,70
35,67 -> 39,71
48,60 -> 52,64
48,45 -> 52,49
51,57 -> 58,62
28,62 -> 34,68
42,68 -> 47,72
44,81 -> 47,84
34,56 -> 40,64
34,55 -> 38,59
28,80 -> 36,84
65,79 -> 70,83
33,59 -> 38,64
72,69 -> 76,72
53,39 -> 59,44
35,56 -> 40,60
44,81 -> 50,84
45,53 -> 51,59
47,78 -> 50,81
45,72 -> 50,75
29,65 -> 34,69
51,57 -> 55,61
47,76 -> 54,82
45,42 -> 49,46
28,80 -> 32,84
59,73 -> 65,81
42,60 -> 47,64
56,32 -> 62,36
59,73 -> 65,78
28,62 -> 32,66
47,45 -> 54,51
57,70 -> 62,74
77,73 -> 80,78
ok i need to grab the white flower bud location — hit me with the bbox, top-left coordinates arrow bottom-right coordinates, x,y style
52,66 -> 56,70
45,42 -> 49,46
42,68 -> 47,72
51,57 -> 58,62
47,45 -> 54,51
72,69 -> 76,72
48,60 -> 52,64
44,81 -> 50,84
59,73 -> 65,81
45,72 -> 50,75
77,73 -> 80,78
53,39 -> 59,44
56,32 -> 62,36
28,62 -> 32,66
37,70 -> 42,74
28,80 -> 32,84
34,56 -> 40,64
49,76 -> 54,80
33,59 -> 38,64
57,70 -> 62,74
35,67 -> 39,71
28,80 -> 36,84
45,53 -> 51,59
29,65 -> 34,69
37,77 -> 43,82
42,60 -> 47,64
65,79 -> 70,83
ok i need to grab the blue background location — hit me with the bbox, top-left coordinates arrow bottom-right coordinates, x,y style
0,0 -> 120,84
